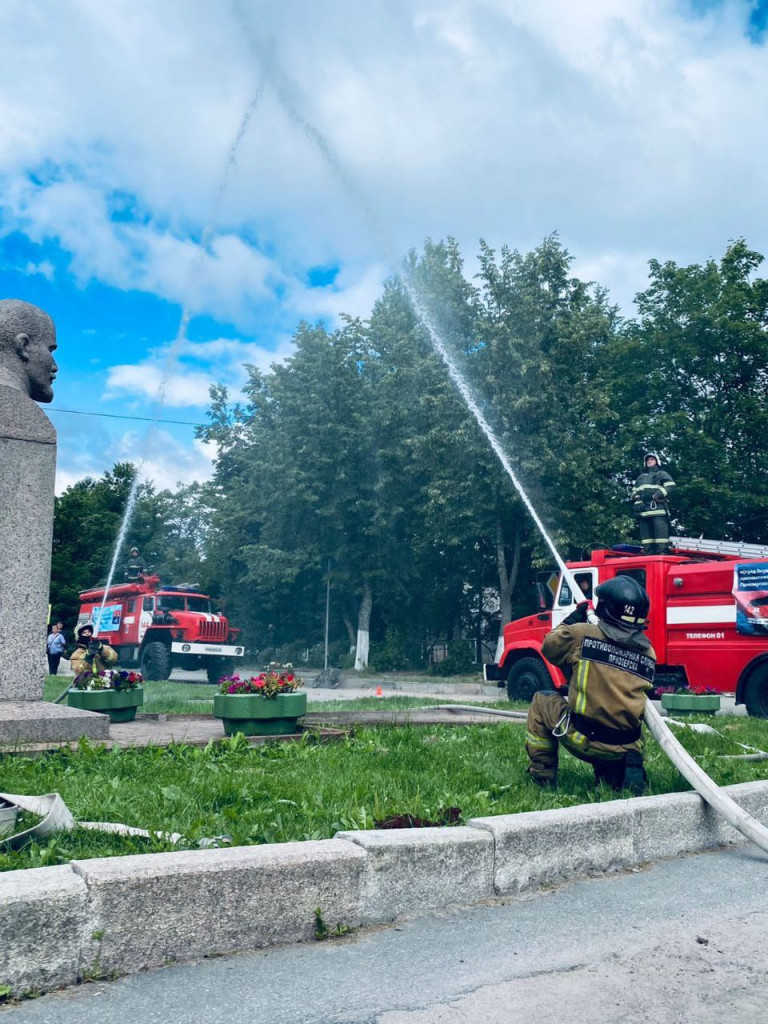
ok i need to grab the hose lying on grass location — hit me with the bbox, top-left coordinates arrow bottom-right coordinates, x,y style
0,791 -> 230,852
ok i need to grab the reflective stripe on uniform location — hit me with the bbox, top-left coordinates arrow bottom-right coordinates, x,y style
573,658 -> 589,715
567,730 -> 588,750
639,509 -> 669,517
526,731 -> 556,750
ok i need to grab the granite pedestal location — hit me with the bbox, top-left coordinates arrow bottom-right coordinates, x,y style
0,383 -> 106,742
0,701 -> 109,744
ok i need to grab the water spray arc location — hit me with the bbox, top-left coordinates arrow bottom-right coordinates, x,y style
231,2 -> 591,607
91,84 -> 266,635
230,10 -> 768,854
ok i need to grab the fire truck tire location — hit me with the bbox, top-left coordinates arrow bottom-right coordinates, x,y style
506,657 -> 551,702
141,641 -> 172,682
207,659 -> 234,685
744,665 -> 768,718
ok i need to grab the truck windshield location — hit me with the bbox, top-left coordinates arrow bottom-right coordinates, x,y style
186,596 -> 212,614
157,595 -> 186,612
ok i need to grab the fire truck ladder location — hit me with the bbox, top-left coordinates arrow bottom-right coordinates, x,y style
671,536 -> 768,559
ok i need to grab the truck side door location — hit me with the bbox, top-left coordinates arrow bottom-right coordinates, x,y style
551,570 -> 598,628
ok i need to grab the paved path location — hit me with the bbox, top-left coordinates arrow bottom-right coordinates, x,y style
107,707 -> 523,748
4,844 -> 767,1023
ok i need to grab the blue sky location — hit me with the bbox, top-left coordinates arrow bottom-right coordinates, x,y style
1,0 -> 767,492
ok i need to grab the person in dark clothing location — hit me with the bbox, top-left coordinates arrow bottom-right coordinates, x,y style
631,452 -> 676,554
125,546 -> 146,581
526,575 -> 656,794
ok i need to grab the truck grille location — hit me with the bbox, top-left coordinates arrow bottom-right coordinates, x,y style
197,620 -> 227,642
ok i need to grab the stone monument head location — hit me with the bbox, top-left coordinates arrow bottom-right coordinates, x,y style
0,299 -> 57,403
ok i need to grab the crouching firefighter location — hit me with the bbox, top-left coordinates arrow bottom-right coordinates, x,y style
525,576 -> 655,794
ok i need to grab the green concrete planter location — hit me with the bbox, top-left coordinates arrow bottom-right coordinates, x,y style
67,686 -> 144,723
213,691 -> 307,736
661,692 -> 721,716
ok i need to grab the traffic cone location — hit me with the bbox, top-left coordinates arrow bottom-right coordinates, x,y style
375,685 -> 383,698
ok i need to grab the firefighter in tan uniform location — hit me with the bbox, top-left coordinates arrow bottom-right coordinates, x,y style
70,623 -> 118,677
526,576 -> 655,794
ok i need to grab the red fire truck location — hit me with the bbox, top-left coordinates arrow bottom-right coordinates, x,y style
77,575 -> 244,683
484,537 -> 768,717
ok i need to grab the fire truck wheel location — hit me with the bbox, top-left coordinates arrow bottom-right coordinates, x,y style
141,641 -> 172,682
744,665 -> 768,718
207,659 -> 234,685
507,657 -> 551,702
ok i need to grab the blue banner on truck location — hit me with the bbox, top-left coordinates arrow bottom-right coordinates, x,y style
733,563 -> 768,636
90,603 -> 122,633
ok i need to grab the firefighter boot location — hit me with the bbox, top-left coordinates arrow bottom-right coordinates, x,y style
592,759 -> 625,791
622,750 -> 647,796
530,770 -> 557,789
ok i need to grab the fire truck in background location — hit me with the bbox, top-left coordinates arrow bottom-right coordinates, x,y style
77,575 -> 244,683
484,537 -> 768,717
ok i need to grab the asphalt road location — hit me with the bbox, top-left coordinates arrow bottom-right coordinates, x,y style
5,844 -> 767,1024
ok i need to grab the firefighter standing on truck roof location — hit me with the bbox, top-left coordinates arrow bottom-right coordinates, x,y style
70,623 -> 118,676
631,452 -> 675,554
525,576 -> 656,794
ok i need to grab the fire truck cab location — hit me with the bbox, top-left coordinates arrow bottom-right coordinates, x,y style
77,575 -> 244,683
484,537 -> 768,718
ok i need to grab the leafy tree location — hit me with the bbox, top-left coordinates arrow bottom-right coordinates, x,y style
51,464 -> 212,631
50,463 -> 140,628
608,239 -> 768,542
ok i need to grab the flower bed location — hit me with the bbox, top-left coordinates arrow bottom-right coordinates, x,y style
213,670 -> 306,736
660,686 -> 721,716
67,669 -> 144,723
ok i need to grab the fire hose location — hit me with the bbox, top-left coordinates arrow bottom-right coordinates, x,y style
432,698 -> 768,854
0,791 -> 230,852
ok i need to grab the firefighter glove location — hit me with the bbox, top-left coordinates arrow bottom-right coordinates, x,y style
562,601 -> 590,626
87,640 -> 102,657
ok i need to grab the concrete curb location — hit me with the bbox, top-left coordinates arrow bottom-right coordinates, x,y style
2,780 -> 767,995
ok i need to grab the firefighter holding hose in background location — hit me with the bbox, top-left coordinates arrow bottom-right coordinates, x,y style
525,576 -> 655,794
631,452 -> 676,554
70,623 -> 118,677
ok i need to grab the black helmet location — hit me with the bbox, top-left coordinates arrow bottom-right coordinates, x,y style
595,576 -> 649,628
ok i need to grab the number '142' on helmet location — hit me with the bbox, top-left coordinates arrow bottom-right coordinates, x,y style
594,576 -> 649,628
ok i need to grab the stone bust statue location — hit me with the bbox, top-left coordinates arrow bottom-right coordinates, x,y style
0,299 -> 58,403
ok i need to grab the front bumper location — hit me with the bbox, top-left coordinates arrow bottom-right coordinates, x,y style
171,642 -> 244,658
483,663 -> 506,685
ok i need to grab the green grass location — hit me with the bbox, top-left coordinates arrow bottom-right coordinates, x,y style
44,677 -> 218,715
43,677 -> 521,715
2,714 -> 768,873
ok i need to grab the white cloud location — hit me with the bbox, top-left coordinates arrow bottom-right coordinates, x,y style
55,430 -> 216,495
288,264 -> 388,321
24,259 -> 55,280
104,335 -> 296,407
1,0 -> 767,366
